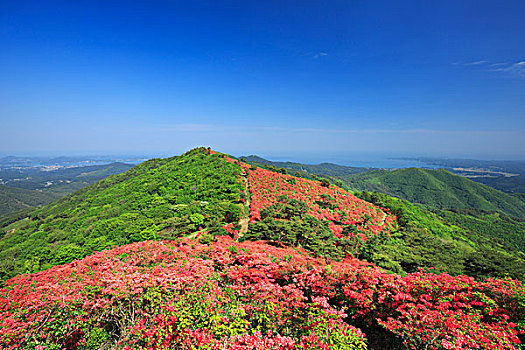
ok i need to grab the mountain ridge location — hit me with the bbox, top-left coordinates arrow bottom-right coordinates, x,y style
1,147 -> 524,349
1,147 -> 523,282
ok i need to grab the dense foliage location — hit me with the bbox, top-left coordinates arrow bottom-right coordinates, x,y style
243,166 -> 397,260
0,148 -> 244,280
340,168 -> 525,220
436,208 -> 525,252
247,167 -> 396,241
244,195 -> 344,260
355,191 -> 525,279
1,236 -> 523,350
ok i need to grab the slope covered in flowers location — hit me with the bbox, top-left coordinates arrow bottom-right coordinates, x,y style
247,167 -> 397,240
0,236 -> 523,350
1,149 -> 524,350
241,166 -> 397,259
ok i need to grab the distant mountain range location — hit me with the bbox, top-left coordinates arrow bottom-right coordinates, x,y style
0,155 -> 146,167
0,162 -> 133,191
242,155 -> 370,177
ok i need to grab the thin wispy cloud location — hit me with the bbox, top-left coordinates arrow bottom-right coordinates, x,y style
491,61 -> 525,77
313,52 -> 328,59
464,60 -> 487,65
460,59 -> 525,77
489,62 -> 506,67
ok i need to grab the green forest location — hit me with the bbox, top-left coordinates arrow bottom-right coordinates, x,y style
0,185 -> 61,216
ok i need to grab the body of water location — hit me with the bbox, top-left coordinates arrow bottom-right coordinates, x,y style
334,158 -> 441,169
265,153 -> 442,169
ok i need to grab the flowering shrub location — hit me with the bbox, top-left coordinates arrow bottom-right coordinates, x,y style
243,167 -> 397,257
247,167 -> 397,239
375,272 -> 524,350
1,236 -> 522,350
0,237 -> 368,349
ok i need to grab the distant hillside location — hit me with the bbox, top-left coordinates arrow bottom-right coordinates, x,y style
0,185 -> 60,216
355,191 -> 525,279
0,162 -> 134,216
401,157 -> 525,194
340,168 -> 525,220
472,174 -> 525,194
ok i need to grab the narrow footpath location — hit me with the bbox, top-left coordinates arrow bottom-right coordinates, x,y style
238,169 -> 251,237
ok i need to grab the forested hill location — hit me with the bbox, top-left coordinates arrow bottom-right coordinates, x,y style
0,147 -> 399,281
340,168 -> 525,220
0,185 -> 60,216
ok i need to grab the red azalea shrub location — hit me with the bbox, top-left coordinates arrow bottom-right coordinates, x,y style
0,237 -> 522,350
246,167 -> 397,242
0,237 -> 368,350
374,272 -> 524,350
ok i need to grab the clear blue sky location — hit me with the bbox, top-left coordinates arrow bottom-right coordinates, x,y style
1,0 -> 524,160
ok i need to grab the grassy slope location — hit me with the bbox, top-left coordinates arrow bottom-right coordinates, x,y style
341,168 -> 525,220
0,185 -> 60,216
